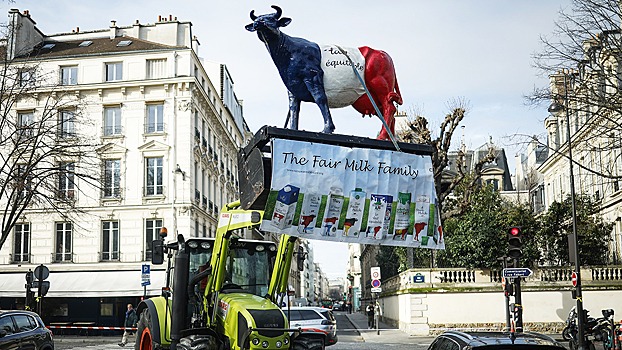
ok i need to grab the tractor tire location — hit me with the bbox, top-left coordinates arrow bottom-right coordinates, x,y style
292,338 -> 325,350
177,334 -> 218,350
135,308 -> 161,350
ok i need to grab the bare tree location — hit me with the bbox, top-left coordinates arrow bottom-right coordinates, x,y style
530,0 -> 622,180
397,100 -> 496,220
0,32 -> 102,251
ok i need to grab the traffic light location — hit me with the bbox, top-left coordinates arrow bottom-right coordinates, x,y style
507,226 -> 522,260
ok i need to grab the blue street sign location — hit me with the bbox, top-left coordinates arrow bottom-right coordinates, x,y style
503,268 -> 533,278
141,281 -> 150,287
141,264 -> 151,286
413,273 -> 425,283
142,264 -> 150,274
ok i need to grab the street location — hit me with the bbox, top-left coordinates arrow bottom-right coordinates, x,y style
53,311 -> 436,350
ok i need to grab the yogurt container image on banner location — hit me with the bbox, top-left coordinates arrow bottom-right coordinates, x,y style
321,186 -> 344,237
393,192 -> 411,240
271,184 -> 300,230
343,188 -> 366,237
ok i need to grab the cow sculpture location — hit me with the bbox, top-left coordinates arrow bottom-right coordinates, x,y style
245,5 -> 402,140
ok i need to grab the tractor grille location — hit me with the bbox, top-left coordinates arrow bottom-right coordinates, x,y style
247,309 -> 285,338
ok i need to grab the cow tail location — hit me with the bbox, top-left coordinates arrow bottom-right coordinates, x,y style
392,75 -> 403,105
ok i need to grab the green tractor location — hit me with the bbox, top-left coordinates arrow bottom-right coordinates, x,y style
134,201 -> 323,350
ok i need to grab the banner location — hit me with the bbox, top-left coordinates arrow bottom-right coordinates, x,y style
260,139 -> 444,249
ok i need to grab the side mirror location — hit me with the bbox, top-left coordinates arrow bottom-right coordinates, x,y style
152,239 -> 164,265
296,246 -> 306,271
602,309 -> 614,318
0,329 -> 7,338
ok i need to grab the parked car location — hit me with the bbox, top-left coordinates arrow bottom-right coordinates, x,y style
428,331 -> 565,350
332,302 -> 343,311
0,310 -> 54,350
283,306 -> 338,346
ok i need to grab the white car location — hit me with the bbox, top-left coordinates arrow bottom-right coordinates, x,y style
282,306 -> 338,346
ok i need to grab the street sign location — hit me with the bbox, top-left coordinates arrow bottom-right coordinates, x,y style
371,287 -> 382,293
371,279 -> 381,288
571,271 -> 577,287
413,273 -> 425,283
371,267 -> 381,280
34,265 -> 49,281
502,268 -> 533,278
141,264 -> 151,286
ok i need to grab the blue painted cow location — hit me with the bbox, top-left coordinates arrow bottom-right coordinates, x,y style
245,5 -> 402,140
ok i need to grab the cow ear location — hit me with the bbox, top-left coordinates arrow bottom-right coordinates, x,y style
277,17 -> 292,27
245,23 -> 256,32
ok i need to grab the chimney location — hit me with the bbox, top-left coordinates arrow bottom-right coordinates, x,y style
158,15 -> 162,22
75,27 -> 79,33
23,10 -> 29,16
110,20 -> 117,39
192,35 -> 200,55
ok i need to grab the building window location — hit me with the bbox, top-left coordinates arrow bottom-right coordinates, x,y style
106,62 -> 123,81
13,223 -> 30,263
145,157 -> 163,196
486,179 -> 499,191
19,69 -> 35,87
18,112 -> 35,138
101,221 -> 119,261
103,159 -> 121,198
15,164 -> 31,199
146,59 -> 167,79
146,103 -> 164,133
103,106 -> 122,135
58,162 -> 75,199
145,219 -> 163,261
55,222 -> 72,262
59,111 -> 75,138
60,66 -> 78,85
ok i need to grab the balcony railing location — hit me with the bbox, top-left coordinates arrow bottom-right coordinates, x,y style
194,128 -> 200,140
202,196 -> 208,209
143,185 -> 165,197
209,200 -> 214,213
99,251 -> 120,262
103,125 -> 123,136
202,137 -> 208,149
195,189 -> 201,203
145,122 -> 165,134
52,252 -> 74,263
10,253 -> 31,263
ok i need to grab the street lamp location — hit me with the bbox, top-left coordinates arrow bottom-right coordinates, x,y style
548,71 -> 585,350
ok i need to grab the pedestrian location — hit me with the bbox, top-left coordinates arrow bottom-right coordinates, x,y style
374,301 -> 383,329
118,303 -> 138,347
366,303 -> 374,329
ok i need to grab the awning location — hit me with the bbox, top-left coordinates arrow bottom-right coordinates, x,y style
0,269 -> 167,298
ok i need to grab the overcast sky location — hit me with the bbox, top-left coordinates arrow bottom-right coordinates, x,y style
3,0 -> 570,278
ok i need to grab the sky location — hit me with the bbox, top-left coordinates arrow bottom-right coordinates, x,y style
1,0 -> 571,278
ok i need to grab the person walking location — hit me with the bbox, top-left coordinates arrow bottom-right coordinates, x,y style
118,303 -> 138,347
366,303 -> 374,329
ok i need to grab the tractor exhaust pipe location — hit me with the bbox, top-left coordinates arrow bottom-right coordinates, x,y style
170,234 -> 190,349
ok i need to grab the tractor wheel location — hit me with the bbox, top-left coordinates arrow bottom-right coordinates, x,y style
178,334 -> 218,350
135,308 -> 161,350
292,338 -> 325,350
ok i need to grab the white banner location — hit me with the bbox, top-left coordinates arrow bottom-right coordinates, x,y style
259,139 -> 444,249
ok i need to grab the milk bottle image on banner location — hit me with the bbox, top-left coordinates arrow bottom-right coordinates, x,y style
393,192 -> 411,240
321,186 -> 344,237
343,188 -> 366,237
298,190 -> 321,234
366,194 -> 393,240
271,184 -> 300,230
413,195 -> 430,243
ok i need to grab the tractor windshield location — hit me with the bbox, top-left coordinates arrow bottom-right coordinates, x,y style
224,240 -> 276,297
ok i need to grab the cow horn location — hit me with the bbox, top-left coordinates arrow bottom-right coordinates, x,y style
271,5 -> 282,19
250,10 -> 257,20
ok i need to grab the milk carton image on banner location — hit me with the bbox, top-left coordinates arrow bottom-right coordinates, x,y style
321,187 -> 344,237
413,194 -> 430,242
298,191 -> 321,234
271,185 -> 300,230
393,192 -> 411,240
343,188 -> 366,237
366,194 -> 393,240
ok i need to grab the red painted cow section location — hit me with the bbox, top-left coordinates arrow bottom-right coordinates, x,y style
353,46 -> 403,141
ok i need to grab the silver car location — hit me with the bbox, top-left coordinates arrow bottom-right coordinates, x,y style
283,306 -> 338,346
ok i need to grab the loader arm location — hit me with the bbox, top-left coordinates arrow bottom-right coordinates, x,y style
203,201 -> 264,318
268,234 -> 297,304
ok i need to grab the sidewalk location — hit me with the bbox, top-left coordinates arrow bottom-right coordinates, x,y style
345,312 -> 422,344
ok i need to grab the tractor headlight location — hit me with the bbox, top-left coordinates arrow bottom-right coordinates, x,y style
262,341 -> 269,348
188,241 -> 198,248
283,336 -> 289,345
252,338 -> 260,346
201,242 -> 211,249
276,341 -> 283,348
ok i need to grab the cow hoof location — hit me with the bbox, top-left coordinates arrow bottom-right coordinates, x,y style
322,124 -> 335,134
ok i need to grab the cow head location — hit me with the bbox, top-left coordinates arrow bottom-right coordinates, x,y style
245,5 -> 292,36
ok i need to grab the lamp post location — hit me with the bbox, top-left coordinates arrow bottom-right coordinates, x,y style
548,71 -> 585,350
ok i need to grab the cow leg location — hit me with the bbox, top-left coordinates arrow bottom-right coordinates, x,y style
288,91 -> 301,130
304,77 -> 335,134
377,99 -> 397,140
